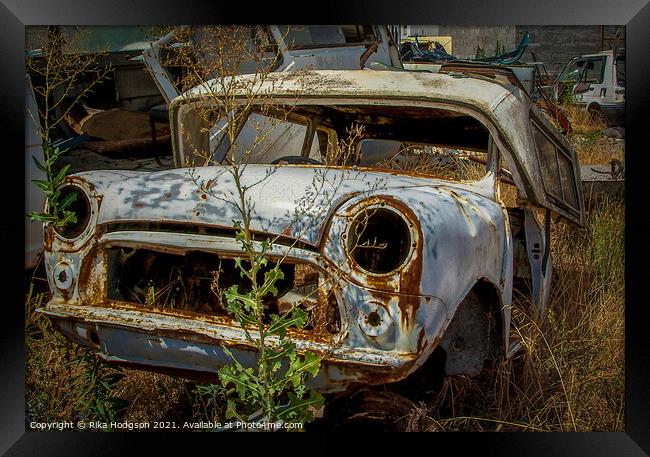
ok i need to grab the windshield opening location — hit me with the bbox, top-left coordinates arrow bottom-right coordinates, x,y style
175,102 -> 493,182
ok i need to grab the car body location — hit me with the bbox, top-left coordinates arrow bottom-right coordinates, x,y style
38,69 -> 584,394
549,50 -> 625,125
143,25 -> 403,104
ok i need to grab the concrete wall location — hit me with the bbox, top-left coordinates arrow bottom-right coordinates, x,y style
399,25 -> 625,78
516,25 -> 624,77
437,25 -> 518,59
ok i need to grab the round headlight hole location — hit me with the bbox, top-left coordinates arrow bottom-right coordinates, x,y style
367,311 -> 382,327
55,186 -> 91,240
347,207 -> 411,274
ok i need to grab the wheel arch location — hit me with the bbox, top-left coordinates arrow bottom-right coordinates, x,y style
436,278 -> 506,376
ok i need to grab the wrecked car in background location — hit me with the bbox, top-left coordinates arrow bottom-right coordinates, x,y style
547,49 -> 625,126
39,69 -> 585,393
144,25 -> 402,104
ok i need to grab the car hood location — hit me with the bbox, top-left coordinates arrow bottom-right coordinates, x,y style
80,165 -> 494,247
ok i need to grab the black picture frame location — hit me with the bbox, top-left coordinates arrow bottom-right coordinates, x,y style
2,0 -> 648,453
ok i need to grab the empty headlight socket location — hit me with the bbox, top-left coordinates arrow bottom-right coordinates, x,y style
345,201 -> 415,276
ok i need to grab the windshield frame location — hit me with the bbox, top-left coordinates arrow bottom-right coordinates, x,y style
172,96 -> 509,176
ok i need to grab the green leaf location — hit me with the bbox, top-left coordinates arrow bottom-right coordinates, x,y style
268,307 -> 308,338
53,165 -> 71,186
54,211 -> 77,228
277,390 -> 325,423
32,179 -> 53,192
233,257 -> 249,278
218,364 -> 252,401
265,343 -> 294,376
294,384 -> 306,399
286,351 -> 322,388
28,212 -> 56,223
225,399 -> 247,421
257,267 -> 284,298
49,146 -> 64,162
32,155 -> 48,173
224,285 -> 259,318
58,188 -> 78,211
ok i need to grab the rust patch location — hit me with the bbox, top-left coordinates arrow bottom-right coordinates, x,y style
416,328 -> 426,352
335,194 -> 425,329
391,198 -> 424,327
43,225 -> 55,252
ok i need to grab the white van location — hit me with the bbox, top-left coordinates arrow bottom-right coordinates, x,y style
551,50 -> 625,125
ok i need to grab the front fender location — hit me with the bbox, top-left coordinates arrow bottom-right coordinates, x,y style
321,184 -> 513,371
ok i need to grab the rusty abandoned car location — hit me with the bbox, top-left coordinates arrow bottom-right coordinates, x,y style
39,69 -> 585,394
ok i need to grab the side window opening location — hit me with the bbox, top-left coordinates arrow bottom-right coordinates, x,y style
339,25 -> 378,43
558,59 -> 583,83
582,57 -> 606,84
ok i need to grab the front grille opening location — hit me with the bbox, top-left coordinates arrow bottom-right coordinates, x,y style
105,247 -> 340,334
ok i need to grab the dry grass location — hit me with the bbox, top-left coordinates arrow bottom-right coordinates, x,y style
572,134 -> 624,165
111,370 -> 191,424
377,147 -> 488,181
551,103 -> 624,166
563,104 -> 608,135
406,197 -> 624,432
25,278 -> 81,423
25,267 -> 198,427
406,105 -> 625,432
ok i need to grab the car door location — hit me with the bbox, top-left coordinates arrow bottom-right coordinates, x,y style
530,120 -> 583,224
554,57 -> 583,102
573,55 -> 607,106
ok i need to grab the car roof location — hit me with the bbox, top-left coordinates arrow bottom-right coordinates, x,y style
177,69 -> 517,112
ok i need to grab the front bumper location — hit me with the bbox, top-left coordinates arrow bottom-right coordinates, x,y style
39,300 -> 420,394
